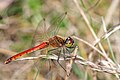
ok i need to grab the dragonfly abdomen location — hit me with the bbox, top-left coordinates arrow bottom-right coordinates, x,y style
4,42 -> 49,64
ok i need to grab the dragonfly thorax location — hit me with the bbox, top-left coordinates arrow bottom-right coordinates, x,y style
48,36 -> 65,47
48,36 -> 74,48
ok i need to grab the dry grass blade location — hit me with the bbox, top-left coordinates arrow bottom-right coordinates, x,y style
102,17 -> 119,79
0,48 -> 17,56
98,0 -> 120,36
93,24 -> 120,46
72,36 -> 114,65
73,0 -> 107,65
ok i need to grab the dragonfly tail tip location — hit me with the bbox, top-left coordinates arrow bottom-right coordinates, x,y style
4,61 -> 8,64
4,58 -> 12,64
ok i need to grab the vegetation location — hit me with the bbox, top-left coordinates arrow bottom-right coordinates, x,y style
0,0 -> 120,80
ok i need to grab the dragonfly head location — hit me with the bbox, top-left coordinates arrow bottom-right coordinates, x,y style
65,37 -> 74,48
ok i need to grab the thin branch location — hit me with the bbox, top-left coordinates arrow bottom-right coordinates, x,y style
15,54 -> 120,75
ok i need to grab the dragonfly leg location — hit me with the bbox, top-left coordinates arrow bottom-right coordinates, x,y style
47,48 -> 59,55
66,46 -> 76,54
47,48 -> 59,71
51,59 -> 57,66
57,50 -> 66,72
63,48 -> 66,60
48,59 -> 58,71
48,60 -> 52,71
47,48 -> 66,72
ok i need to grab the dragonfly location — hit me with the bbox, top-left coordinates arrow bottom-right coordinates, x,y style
4,35 -> 74,64
4,12 -> 75,65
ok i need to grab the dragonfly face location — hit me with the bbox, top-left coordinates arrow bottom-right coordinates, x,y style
65,37 -> 74,48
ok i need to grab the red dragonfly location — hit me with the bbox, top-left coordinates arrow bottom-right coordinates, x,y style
4,12 -> 74,64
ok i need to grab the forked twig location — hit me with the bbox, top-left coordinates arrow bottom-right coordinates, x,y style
65,46 -> 78,80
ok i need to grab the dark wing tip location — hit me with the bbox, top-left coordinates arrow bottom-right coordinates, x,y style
43,18 -> 45,21
65,12 -> 67,15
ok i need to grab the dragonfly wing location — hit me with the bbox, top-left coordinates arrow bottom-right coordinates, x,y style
46,12 -> 67,38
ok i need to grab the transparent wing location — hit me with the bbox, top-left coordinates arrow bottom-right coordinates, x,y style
46,12 -> 67,37
32,18 -> 48,45
33,12 -> 67,46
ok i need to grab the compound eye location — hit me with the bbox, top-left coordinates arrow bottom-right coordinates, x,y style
65,37 -> 74,48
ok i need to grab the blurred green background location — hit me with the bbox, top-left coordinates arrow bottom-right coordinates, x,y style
0,0 -> 119,80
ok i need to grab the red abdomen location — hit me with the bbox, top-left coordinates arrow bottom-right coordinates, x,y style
4,42 -> 49,64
